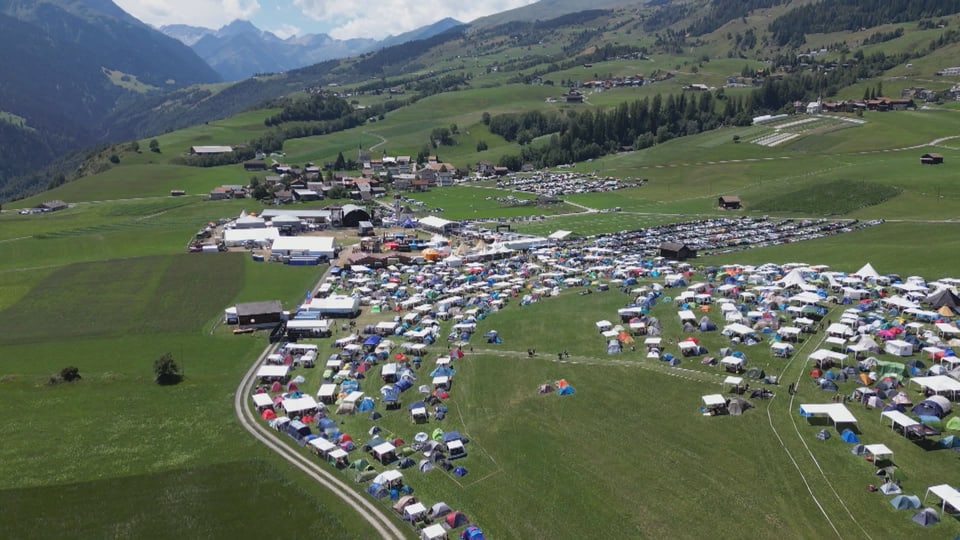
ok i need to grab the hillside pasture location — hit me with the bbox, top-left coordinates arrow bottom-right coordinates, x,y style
0,254 -> 243,344
407,185 -> 580,220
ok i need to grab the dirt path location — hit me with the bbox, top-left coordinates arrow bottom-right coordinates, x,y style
234,344 -> 408,540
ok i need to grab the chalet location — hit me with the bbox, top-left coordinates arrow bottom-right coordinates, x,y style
562,89 -> 584,103
659,242 -> 697,261
921,153 -> 944,165
493,166 -> 510,177
683,83 -> 710,92
235,300 -> 283,327
264,175 -> 282,186
411,179 -> 430,192
243,159 -> 267,171
293,189 -> 321,202
418,162 -> 456,186
37,200 -> 68,212
718,195 -> 742,210
274,190 -> 294,204
209,187 -> 232,200
191,145 -> 233,155
393,174 -> 415,190
476,161 -> 496,177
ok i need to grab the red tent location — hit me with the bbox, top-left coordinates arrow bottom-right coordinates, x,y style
287,382 -> 298,392
809,368 -> 822,378
445,511 -> 470,528
270,381 -> 282,392
261,409 -> 276,420
302,415 -> 314,424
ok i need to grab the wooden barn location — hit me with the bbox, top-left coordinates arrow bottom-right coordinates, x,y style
660,242 -> 697,261
718,195 -> 742,209
235,300 -> 283,327
921,153 -> 944,165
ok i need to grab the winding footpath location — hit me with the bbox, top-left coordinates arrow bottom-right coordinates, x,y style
234,325 -> 407,539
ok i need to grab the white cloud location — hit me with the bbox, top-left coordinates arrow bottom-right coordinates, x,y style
270,23 -> 302,39
114,0 -> 261,29
292,0 -> 538,39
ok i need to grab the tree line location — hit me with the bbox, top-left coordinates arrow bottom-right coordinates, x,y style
769,0 -> 960,46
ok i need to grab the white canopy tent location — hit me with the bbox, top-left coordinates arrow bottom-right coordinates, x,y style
799,403 -> 858,425
863,443 -> 893,464
924,484 -> 960,517
910,375 -> 960,397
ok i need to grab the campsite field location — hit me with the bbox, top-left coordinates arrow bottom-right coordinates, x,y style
271,277 -> 960,539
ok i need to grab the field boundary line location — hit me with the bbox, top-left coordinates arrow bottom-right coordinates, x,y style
764,330 -> 843,538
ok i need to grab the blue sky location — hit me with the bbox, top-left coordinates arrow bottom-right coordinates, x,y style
114,0 -> 538,40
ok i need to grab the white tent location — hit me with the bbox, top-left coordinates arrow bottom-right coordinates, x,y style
854,262 -> 881,280
884,339 -> 914,357
799,403 -> 858,425
924,484 -> 960,517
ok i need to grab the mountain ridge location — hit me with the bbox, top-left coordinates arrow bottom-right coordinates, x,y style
160,17 -> 465,81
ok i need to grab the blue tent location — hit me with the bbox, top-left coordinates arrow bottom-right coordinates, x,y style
819,379 -> 839,391
430,366 -> 456,378
938,435 -> 960,448
557,385 -> 576,396
890,495 -> 921,510
840,429 -> 860,443
394,379 -> 413,392
367,483 -> 388,499
460,526 -> 486,540
912,399 -> 948,418
453,465 -> 468,477
363,335 -> 382,347
409,401 -> 426,411
357,397 -> 375,412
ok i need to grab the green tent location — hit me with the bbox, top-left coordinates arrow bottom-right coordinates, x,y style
875,361 -> 906,377
350,458 -> 371,470
355,469 -> 378,483
432,428 -> 445,441
946,417 -> 960,431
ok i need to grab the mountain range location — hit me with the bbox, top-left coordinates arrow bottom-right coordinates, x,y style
0,0 -> 219,192
160,17 -> 466,81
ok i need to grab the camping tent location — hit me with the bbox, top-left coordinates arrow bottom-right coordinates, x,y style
885,339 -> 914,357
816,429 -> 831,441
840,429 -> 860,443
912,508 -> 940,526
460,526 -> 486,540
427,502 -> 452,519
879,481 -> 902,495
890,495 -> 921,510
445,511 -> 470,528
912,396 -> 952,418
728,398 -> 752,416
